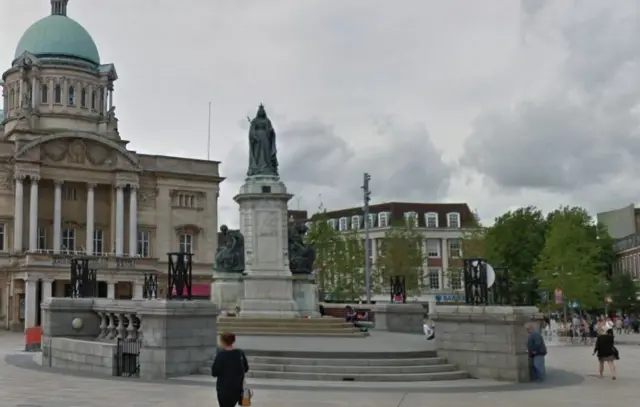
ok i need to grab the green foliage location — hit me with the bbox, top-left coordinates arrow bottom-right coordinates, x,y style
373,218 -> 425,295
535,208 -> 603,309
608,272 -> 640,313
305,210 -> 365,302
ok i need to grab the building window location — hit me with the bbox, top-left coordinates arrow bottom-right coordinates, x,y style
138,230 -> 150,257
63,187 -> 77,201
425,212 -> 438,228
447,212 -> 460,228
426,239 -> 440,258
351,215 -> 361,230
450,270 -> 463,290
366,214 -> 376,228
41,84 -> 48,104
80,88 -> 87,107
327,219 -> 337,230
338,217 -> 348,231
448,239 -> 461,258
61,228 -> 76,252
37,228 -> 47,251
378,212 -> 389,228
93,229 -> 103,255
54,85 -> 61,104
100,88 -> 105,112
404,211 -> 419,227
91,91 -> 96,110
174,193 -> 198,209
428,268 -> 440,290
68,86 -> 76,105
179,233 -> 193,254
0,224 -> 5,251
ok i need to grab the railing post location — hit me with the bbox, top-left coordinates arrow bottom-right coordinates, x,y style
463,258 -> 489,305
143,273 -> 158,299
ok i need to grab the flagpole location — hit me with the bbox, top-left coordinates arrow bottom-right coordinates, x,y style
207,101 -> 212,160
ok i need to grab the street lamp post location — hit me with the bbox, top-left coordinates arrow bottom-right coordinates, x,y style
362,173 -> 372,304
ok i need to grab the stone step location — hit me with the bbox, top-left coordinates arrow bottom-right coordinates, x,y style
218,317 -> 347,324
219,323 -> 357,330
219,322 -> 355,329
216,329 -> 369,337
235,350 -> 437,359
243,370 -> 469,382
245,362 -> 458,374
246,356 -> 448,366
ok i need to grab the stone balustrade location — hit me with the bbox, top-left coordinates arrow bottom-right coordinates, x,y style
15,251 -> 158,270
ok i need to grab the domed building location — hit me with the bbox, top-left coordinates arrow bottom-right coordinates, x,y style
0,1 -> 222,331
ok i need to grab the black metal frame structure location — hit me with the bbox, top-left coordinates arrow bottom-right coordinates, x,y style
116,338 -> 141,377
143,273 -> 158,299
389,275 -> 406,303
490,266 -> 511,305
70,258 -> 98,298
167,252 -> 193,300
463,258 -> 489,305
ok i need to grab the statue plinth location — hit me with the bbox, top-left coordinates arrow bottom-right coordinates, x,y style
233,175 -> 299,317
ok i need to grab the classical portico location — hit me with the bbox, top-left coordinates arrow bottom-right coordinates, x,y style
0,2 -> 224,332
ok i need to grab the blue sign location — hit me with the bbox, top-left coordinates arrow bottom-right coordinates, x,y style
436,294 -> 464,302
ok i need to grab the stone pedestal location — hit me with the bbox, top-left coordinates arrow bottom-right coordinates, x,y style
211,271 -> 244,311
430,305 -> 542,382
292,274 -> 320,317
371,303 -> 425,334
234,175 -> 298,317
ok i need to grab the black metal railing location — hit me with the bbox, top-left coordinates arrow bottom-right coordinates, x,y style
389,275 -> 406,303
70,257 -> 98,298
167,252 -> 193,300
491,266 -> 511,305
116,338 -> 141,377
143,273 -> 158,299
463,258 -> 489,305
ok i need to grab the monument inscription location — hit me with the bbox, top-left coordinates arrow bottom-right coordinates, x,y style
254,210 -> 279,265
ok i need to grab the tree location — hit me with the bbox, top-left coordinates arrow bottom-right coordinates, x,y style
535,208 -> 603,312
373,218 -> 426,296
483,206 -> 547,301
304,210 -> 338,299
608,272 -> 640,314
330,229 -> 365,301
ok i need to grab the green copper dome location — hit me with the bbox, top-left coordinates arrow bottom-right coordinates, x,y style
14,14 -> 100,65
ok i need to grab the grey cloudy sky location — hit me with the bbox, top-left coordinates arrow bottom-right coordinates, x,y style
2,0 -> 640,226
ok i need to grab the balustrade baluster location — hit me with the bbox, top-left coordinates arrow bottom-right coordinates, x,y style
107,313 -> 117,340
97,311 -> 108,338
115,313 -> 126,339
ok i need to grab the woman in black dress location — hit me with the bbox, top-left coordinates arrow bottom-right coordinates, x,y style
211,332 -> 249,407
593,328 -> 617,380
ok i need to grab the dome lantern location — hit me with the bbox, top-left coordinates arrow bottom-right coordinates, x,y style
51,0 -> 68,16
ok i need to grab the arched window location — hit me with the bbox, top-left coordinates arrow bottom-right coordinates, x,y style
54,85 -> 61,104
9,89 -> 14,109
68,86 -> 75,105
41,84 -> 48,104
91,91 -> 96,110
80,88 -> 86,107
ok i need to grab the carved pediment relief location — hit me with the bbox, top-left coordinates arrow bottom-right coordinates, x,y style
174,224 -> 203,235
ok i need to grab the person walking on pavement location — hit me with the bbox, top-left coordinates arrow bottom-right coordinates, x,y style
527,323 -> 547,381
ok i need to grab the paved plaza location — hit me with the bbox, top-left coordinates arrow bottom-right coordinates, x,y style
1,331 -> 639,407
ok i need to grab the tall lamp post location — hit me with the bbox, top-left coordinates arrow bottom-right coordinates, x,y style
362,173 -> 372,303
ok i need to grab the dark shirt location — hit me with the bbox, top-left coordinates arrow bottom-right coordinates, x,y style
527,331 -> 547,357
594,334 -> 615,358
211,348 -> 249,393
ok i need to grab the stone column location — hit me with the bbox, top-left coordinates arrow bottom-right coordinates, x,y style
108,83 -> 114,110
115,185 -> 124,256
128,186 -> 137,256
107,282 -> 116,299
48,78 -> 54,109
53,180 -> 62,254
13,175 -> 25,252
18,78 -> 23,107
133,282 -> 143,299
41,278 -> 53,326
31,76 -> 37,108
28,177 -> 39,252
85,183 -> 95,255
24,278 -> 37,330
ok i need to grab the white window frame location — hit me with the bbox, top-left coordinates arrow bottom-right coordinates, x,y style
37,227 -> 47,251
447,212 -> 460,228
428,268 -> 441,290
426,239 -> 440,258
93,229 -> 104,255
448,239 -> 462,258
366,213 -> 376,228
403,211 -> 419,227
61,228 -> 76,253
327,219 -> 337,230
425,212 -> 438,228
450,269 -> 463,290
138,230 -> 150,257
338,217 -> 349,231
351,215 -> 361,230
378,212 -> 389,228
179,233 -> 193,254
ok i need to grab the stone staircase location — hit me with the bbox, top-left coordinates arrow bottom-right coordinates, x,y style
216,316 -> 368,337
199,350 -> 469,382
